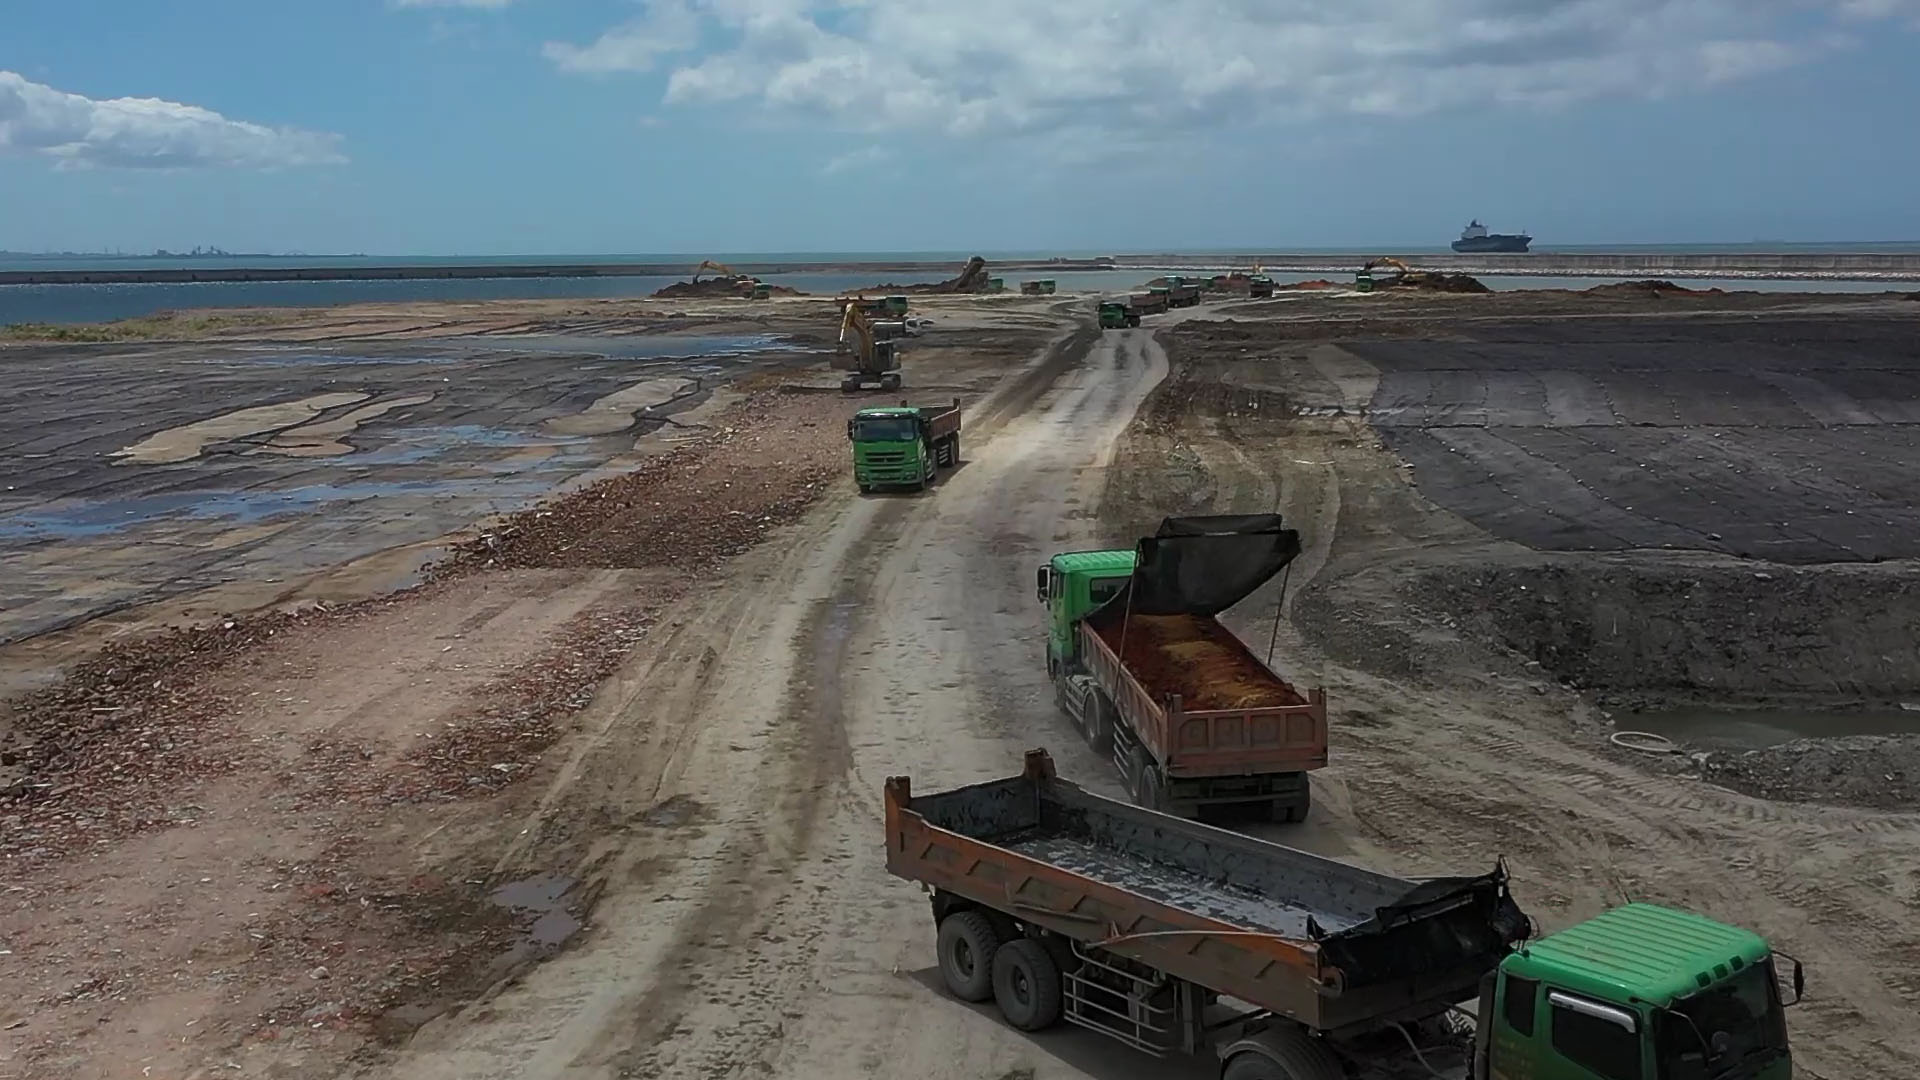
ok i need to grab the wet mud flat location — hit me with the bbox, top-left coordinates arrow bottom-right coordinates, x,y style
0,332 -> 805,647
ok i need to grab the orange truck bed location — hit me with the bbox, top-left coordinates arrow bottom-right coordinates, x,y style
884,751 -> 1528,1035
1081,612 -> 1327,781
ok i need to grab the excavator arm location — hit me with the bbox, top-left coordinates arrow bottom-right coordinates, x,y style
1362,257 -> 1411,273
693,259 -> 740,283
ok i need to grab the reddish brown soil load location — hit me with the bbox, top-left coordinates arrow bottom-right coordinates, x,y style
1278,278 -> 1339,290
1093,613 -> 1304,710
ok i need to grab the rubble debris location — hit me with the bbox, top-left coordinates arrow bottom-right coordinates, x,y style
1698,734 -> 1920,809
436,390 -> 853,575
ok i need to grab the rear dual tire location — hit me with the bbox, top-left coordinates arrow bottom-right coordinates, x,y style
936,915 -> 1065,1032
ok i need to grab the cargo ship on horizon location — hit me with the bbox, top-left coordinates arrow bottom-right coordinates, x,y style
1452,220 -> 1532,253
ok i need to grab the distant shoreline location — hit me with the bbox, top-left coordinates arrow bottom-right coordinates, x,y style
7,251 -> 1920,287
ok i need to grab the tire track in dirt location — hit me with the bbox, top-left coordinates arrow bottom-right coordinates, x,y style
1110,329 -> 1920,1079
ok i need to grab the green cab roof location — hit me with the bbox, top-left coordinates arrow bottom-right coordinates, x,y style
1512,903 -> 1772,1007
1050,549 -> 1137,575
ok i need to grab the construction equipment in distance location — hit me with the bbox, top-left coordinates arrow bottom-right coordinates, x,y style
1020,279 -> 1058,296
1356,256 -> 1411,292
889,749 -> 1805,1078
1097,301 -> 1139,329
834,296 -> 907,392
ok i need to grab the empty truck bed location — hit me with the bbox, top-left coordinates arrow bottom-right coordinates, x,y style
1002,833 -> 1336,937
886,753 -> 1528,1031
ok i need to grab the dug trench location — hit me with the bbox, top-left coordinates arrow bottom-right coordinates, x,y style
1096,302 -> 1920,1079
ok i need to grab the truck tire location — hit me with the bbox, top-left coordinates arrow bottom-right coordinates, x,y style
936,911 -> 1001,1003
1085,693 -> 1113,755
991,939 -> 1063,1031
1278,784 -> 1312,824
1130,746 -> 1167,812
1222,1028 -> 1344,1080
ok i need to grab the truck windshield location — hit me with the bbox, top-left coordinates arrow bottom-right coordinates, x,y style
1656,960 -> 1788,1079
851,416 -> 919,441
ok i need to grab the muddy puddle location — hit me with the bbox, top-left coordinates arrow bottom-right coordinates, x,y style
491,874 -> 584,954
0,477 -> 554,540
1626,705 -> 1920,751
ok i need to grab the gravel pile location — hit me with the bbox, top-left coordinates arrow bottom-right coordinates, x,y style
439,390 -> 852,575
1700,734 -> 1920,809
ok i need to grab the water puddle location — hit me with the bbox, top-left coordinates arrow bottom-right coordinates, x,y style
1625,705 -> 1920,752
0,477 -> 553,540
491,868 -> 579,945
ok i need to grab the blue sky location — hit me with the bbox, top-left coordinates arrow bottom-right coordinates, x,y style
3,0 -> 1919,254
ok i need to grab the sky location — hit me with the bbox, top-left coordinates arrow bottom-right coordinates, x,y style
3,0 -> 1919,255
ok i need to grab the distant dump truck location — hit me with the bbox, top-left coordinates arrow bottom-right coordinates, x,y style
1097,301 -> 1139,329
1249,274 -> 1276,298
1020,279 -> 1058,296
847,398 -> 961,492
888,749 -> 1807,1080
1167,281 -> 1202,307
1039,514 -> 1326,821
1131,291 -> 1170,316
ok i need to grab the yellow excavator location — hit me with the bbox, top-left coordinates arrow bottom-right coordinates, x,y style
691,259 -> 741,282
1356,256 -> 1411,292
834,297 -> 905,392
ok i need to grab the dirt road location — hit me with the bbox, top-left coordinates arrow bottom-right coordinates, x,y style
375,327 -> 1190,1079
11,288 -> 1919,1079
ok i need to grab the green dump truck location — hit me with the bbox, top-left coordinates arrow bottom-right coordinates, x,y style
1039,515 -> 1327,821
1097,301 -> 1140,329
847,398 -> 962,493
889,750 -> 1806,1080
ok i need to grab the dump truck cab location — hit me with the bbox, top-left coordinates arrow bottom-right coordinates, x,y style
1472,903 -> 1800,1080
1097,301 -> 1139,330
848,400 -> 962,492
1039,549 -> 1136,673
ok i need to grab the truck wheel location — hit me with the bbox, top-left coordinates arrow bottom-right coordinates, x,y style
1128,746 -> 1167,812
948,435 -> 961,463
1223,1029 -> 1344,1080
1085,693 -> 1113,755
991,939 -> 1063,1031
936,911 -> 1001,1003
1279,784 -> 1312,824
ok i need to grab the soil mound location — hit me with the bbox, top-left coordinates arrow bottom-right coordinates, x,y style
858,256 -> 992,295
651,278 -> 801,300
1585,279 -> 1722,298
1277,279 -> 1339,290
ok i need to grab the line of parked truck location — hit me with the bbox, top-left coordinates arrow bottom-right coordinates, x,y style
1099,272 -> 1279,328
884,513 -> 1809,1078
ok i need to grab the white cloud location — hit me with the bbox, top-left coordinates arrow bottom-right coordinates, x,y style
821,145 -> 890,175
0,72 -> 345,170
546,0 -> 1920,142
545,1 -> 700,72
392,0 -> 515,8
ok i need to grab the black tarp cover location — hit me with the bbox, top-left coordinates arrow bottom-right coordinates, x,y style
1106,514 -> 1304,618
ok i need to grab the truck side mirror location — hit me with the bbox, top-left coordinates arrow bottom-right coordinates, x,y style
1036,566 -> 1050,604
1789,958 -> 1805,1005
846,420 -> 855,440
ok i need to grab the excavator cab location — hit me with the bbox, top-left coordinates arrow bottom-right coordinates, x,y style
835,297 -> 905,392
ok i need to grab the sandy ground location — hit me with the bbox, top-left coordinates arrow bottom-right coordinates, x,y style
4,285 -> 1919,1079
